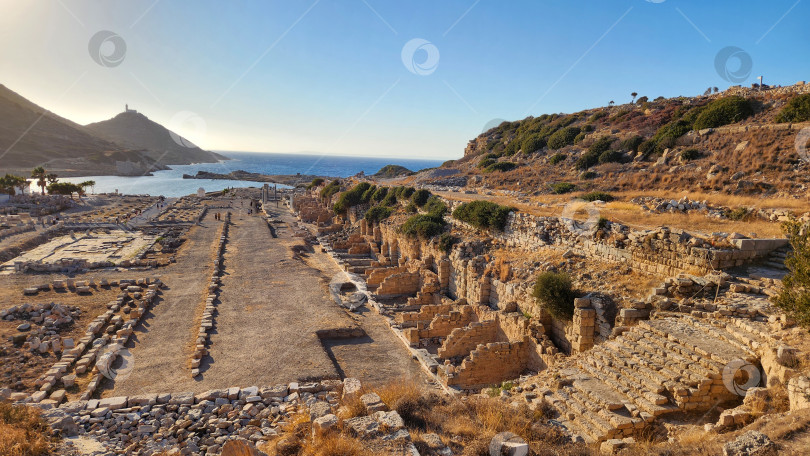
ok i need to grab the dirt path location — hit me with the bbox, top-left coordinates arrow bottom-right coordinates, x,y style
108,214 -> 221,396
198,205 -> 350,387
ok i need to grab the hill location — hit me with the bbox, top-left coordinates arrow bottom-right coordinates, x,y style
373,164 -> 413,178
0,84 -> 164,176
411,82 -> 810,198
85,111 -> 228,166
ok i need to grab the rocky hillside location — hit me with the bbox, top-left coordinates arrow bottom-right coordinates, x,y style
86,111 -> 227,166
0,84 -> 163,176
415,82 -> 810,197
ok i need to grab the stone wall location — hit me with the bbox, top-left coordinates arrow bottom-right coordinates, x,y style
375,271 -> 420,298
437,320 -> 499,359
497,212 -> 786,276
444,338 -> 530,388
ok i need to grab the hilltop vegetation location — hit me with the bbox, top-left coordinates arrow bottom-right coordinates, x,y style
412,84 -> 810,197
373,164 -> 413,178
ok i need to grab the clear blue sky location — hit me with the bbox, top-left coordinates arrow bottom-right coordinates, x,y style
0,0 -> 807,159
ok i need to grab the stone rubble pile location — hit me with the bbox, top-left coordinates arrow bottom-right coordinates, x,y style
4,278 -> 163,406
17,378 -> 415,456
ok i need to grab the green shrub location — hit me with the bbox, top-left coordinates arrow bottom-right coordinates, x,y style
547,126 -> 581,149
505,140 -> 521,156
381,191 -> 398,206
365,205 -> 393,224
692,96 -> 754,130
405,202 -> 418,213
451,200 -> 514,231
774,220 -> 810,328
532,272 -> 576,320
581,191 -> 614,202
651,119 -> 692,149
423,196 -> 448,217
361,185 -> 377,203
333,182 -> 372,213
371,186 -> 388,202
437,232 -> 457,254
484,162 -> 517,173
400,213 -> 446,239
775,94 -> 810,123
589,111 -> 608,122
597,217 -> 609,230
580,171 -> 597,180
620,135 -> 644,152
550,182 -> 576,194
320,180 -> 341,199
549,153 -> 566,165
411,189 -> 431,207
680,148 -> 701,161
478,157 -> 496,169
638,139 -> 657,157
598,150 -> 624,164
306,177 -> 324,190
573,131 -> 587,144
522,134 -> 547,154
725,207 -> 751,221
576,136 -> 615,170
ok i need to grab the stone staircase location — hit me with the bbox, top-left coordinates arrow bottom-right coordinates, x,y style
762,245 -> 791,272
535,315 -> 763,444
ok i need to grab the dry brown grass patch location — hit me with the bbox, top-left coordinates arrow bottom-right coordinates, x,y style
300,434 -> 372,456
0,401 -> 51,456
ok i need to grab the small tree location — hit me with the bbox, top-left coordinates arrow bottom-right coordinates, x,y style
713,87 -> 719,93
774,221 -> 810,328
79,180 -> 96,195
608,100 -> 615,107
31,166 -> 46,195
532,272 -> 576,320
0,174 -> 26,196
631,92 -> 638,103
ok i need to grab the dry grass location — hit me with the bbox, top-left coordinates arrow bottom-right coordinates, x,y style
437,190 -> 790,237
748,384 -> 791,415
623,426 -> 723,456
300,435 -> 372,456
376,381 -> 589,455
0,401 -> 51,456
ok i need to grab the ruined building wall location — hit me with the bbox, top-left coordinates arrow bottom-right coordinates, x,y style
495,212 -> 786,276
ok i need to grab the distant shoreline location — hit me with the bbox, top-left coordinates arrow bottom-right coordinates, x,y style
182,170 -> 334,187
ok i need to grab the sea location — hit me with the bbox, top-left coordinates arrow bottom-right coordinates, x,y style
61,152 -> 445,198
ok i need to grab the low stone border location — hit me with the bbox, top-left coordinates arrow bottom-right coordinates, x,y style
191,213 -> 230,377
